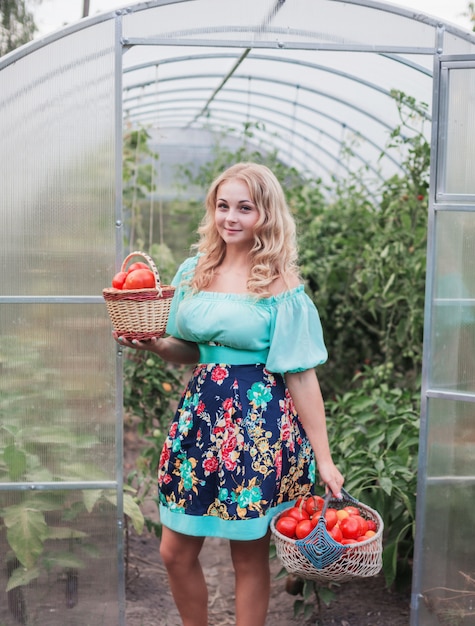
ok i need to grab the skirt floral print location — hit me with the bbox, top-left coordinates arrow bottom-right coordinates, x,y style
157,363 -> 316,536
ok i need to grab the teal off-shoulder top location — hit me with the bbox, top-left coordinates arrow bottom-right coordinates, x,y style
166,256 -> 328,374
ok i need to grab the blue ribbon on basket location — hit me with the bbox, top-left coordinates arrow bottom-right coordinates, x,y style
295,488 -> 359,569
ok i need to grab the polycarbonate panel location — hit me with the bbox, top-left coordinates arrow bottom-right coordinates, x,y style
0,21 -> 117,297
427,398 -> 475,476
415,479 -> 475,626
0,489 -> 120,626
443,29 -> 475,55
435,212 -> 475,298
122,42 -> 433,189
0,15 -> 121,625
429,212 -> 475,392
430,306 -> 475,392
0,304 -> 116,484
444,67 -> 475,195
122,0 -> 437,49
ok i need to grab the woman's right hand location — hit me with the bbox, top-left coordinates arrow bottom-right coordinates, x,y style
112,331 -> 161,353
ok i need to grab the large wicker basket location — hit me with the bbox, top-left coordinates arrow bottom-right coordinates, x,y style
270,490 -> 383,583
103,251 -> 175,341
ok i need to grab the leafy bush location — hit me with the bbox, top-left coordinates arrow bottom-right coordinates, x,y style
325,365 -> 420,588
296,91 -> 429,397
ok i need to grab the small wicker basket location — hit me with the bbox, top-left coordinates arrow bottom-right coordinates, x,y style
103,251 -> 175,341
270,489 -> 383,583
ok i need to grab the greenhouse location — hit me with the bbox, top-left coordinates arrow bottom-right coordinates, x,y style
0,0 -> 475,624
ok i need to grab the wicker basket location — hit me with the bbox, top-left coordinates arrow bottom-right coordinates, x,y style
103,251 -> 175,341
270,489 -> 383,583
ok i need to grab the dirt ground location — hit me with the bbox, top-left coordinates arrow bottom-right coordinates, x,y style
124,425 -> 411,626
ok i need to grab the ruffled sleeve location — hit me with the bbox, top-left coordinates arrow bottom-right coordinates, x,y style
266,288 -> 328,374
165,256 -> 198,338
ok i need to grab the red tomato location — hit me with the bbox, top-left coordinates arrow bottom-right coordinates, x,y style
305,495 -> 325,516
344,506 -> 360,516
295,519 -> 313,539
111,271 -> 127,289
365,530 -> 376,539
324,508 -> 338,530
127,262 -> 149,274
341,538 -> 357,545
366,520 -> 377,532
123,269 -> 155,289
275,516 -> 298,538
355,515 -> 369,535
339,516 -> 361,540
310,513 -> 321,528
287,507 -> 310,522
328,525 -> 343,543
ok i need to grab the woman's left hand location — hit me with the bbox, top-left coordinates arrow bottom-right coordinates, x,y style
317,459 -> 345,500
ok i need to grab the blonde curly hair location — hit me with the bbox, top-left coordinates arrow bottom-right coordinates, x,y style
192,162 -> 300,297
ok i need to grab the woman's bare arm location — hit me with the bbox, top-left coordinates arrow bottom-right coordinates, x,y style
285,368 -> 344,498
113,332 -> 199,365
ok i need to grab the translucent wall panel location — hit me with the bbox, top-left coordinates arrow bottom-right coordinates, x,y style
416,399 -> 475,626
443,67 -> 475,196
0,17 -> 120,626
430,212 -> 475,392
0,489 -> 120,626
427,398 -> 475,476
0,22 -> 117,297
0,304 -> 116,484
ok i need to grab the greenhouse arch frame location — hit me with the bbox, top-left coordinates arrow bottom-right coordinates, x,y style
1,1 -> 475,624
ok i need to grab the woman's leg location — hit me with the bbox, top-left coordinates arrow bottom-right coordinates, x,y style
159,526 -> 208,626
230,533 -> 271,626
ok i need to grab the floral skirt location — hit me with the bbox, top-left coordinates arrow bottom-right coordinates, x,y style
157,363 -> 315,540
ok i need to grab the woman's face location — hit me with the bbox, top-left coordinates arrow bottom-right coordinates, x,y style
214,178 -> 260,249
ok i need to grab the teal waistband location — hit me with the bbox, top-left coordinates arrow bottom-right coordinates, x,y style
198,343 -> 268,365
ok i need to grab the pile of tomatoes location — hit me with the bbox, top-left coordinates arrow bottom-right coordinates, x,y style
111,262 -> 155,290
275,495 -> 378,545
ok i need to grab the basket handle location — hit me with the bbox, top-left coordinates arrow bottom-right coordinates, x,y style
121,251 -> 162,296
320,487 -> 357,517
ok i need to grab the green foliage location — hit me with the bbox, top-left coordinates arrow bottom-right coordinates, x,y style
297,90 -> 429,397
0,338 -> 144,596
123,127 -> 159,252
326,365 -> 419,588
122,323 -> 186,535
124,352 -> 184,442
0,0 -> 38,56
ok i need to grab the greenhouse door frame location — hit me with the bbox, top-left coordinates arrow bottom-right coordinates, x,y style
411,52 -> 475,625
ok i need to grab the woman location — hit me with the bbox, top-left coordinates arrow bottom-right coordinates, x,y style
115,162 -> 344,626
